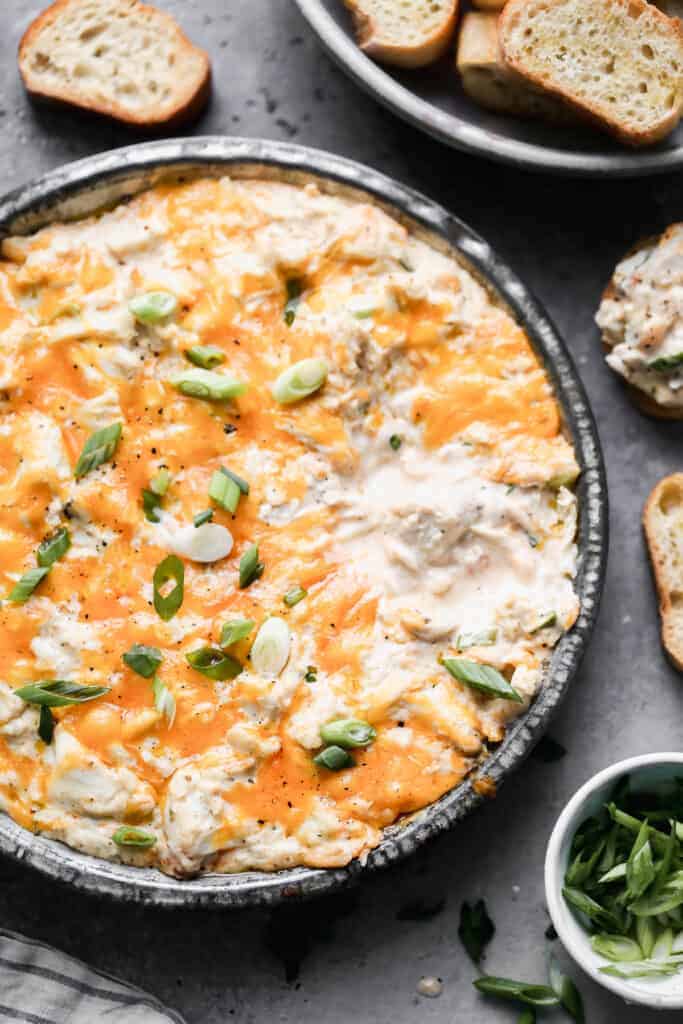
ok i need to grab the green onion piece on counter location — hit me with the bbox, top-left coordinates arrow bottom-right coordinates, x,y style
271,358 -> 328,405
113,826 -> 156,849
547,955 -> 585,1024
517,1011 -> 536,1024
193,509 -> 213,528
171,368 -> 248,402
529,612 -> 557,634
319,718 -> 376,750
456,629 -> 497,649
239,543 -> 264,589
122,643 -> 163,679
8,566 -> 50,604
152,554 -> 184,621
129,291 -> 177,324
283,278 -> 302,326
219,466 -> 249,495
220,618 -> 255,648
389,434 -> 402,451
458,900 -> 495,965
186,646 -> 242,681
649,352 -> 683,372
442,657 -> 523,703
185,345 -> 225,369
473,977 -> 559,1008
209,469 -> 241,514
283,586 -> 307,608
38,706 -> 54,745
313,745 -> 354,771
36,528 -> 71,568
74,422 -> 122,479
15,679 -> 110,707
152,675 -> 175,727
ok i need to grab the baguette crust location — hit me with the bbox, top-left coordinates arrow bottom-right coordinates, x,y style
344,0 -> 458,68
19,0 -> 211,130
644,474 -> 683,670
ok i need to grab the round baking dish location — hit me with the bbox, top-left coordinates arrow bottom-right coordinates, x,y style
0,137 -> 608,906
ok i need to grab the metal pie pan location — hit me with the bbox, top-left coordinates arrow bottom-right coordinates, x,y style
0,137 -> 608,906
294,0 -> 683,178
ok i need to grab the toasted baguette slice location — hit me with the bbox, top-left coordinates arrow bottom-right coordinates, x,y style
343,0 -> 458,68
457,11 -> 573,122
19,0 -> 210,129
655,0 -> 683,19
644,474 -> 683,670
499,0 -> 683,146
471,0 -> 506,8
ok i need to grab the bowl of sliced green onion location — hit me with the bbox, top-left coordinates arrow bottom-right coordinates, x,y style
546,753 -> 683,1009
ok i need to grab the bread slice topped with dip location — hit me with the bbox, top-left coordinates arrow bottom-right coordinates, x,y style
342,0 -> 458,67
596,226 -> 683,419
644,474 -> 683,670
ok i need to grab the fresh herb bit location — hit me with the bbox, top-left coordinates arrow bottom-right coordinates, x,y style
8,566 -> 50,603
186,646 -> 242,681
220,466 -> 249,495
442,657 -> 523,703
185,345 -> 225,369
152,675 -> 175,726
532,736 -> 567,764
122,643 -> 163,679
313,745 -> 354,771
143,468 -> 171,521
193,509 -> 213,528
396,898 -> 446,922
458,899 -> 495,964
473,977 -> 559,1008
150,468 -> 170,495
271,358 -> 328,405
529,611 -> 557,634
283,586 -> 307,608
548,955 -> 585,1023
389,434 -> 402,451
209,469 -> 241,514
15,679 -> 110,707
38,705 -> 54,744
283,278 -> 302,326
129,291 -> 177,324
152,554 -> 184,621
74,423 -> 122,479
171,368 -> 248,402
304,665 -> 317,682
36,528 -> 71,568
239,543 -> 264,588
456,628 -> 497,649
251,617 -> 290,677
113,826 -> 156,849
320,718 -> 376,750
220,618 -> 255,648
649,352 -> 683,372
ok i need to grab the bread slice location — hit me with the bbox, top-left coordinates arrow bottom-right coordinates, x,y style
19,0 -> 210,130
655,0 -> 683,20
644,474 -> 683,670
499,0 -> 683,146
471,0 -> 506,8
457,11 -> 574,122
343,0 -> 458,68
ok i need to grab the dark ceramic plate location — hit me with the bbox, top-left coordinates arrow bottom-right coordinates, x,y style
0,138 -> 607,906
294,0 -> 683,178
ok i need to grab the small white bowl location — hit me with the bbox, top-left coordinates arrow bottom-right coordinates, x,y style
545,752 -> 683,1010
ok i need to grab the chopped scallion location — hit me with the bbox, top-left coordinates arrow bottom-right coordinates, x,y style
15,679 -> 110,707
152,554 -> 184,621
8,566 -> 50,604
193,509 -> 213,528
283,278 -> 302,326
113,826 -> 156,849
313,745 -> 354,771
220,618 -> 255,648
320,718 -> 375,749
122,643 -> 163,679
283,586 -> 307,608
209,469 -> 241,514
389,434 -> 402,451
152,675 -> 175,726
185,345 -> 225,369
74,423 -> 122,479
271,358 -> 328,405
36,528 -> 70,568
171,368 -> 248,402
442,657 -> 523,703
38,705 -> 54,745
186,646 -> 242,680
239,543 -> 264,588
129,291 -> 177,324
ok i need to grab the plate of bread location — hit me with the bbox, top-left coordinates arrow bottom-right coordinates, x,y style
294,0 -> 683,175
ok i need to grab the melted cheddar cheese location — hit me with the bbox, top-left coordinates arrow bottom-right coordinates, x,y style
0,178 -> 579,876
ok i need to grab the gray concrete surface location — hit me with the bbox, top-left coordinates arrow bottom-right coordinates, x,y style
1,2 -> 683,1021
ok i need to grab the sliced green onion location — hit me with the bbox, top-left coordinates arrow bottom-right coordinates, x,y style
15,679 -> 110,707
193,509 -> 213,528
129,291 -> 177,324
185,345 -> 225,369
458,900 -> 495,965
649,352 -> 683,372
209,469 -> 241,514
142,489 -> 163,523
239,543 -> 264,589
36,528 -> 71,568
601,960 -> 682,979
113,826 -> 156,849
456,628 -> 497,649
591,934 -> 645,963
313,745 -> 354,771
283,278 -> 302,326
529,612 -> 557,634
122,643 -> 162,679
150,468 -> 170,495
152,675 -> 175,726
547,955 -> 584,1023
152,554 -> 184,621
186,646 -> 242,681
283,586 -> 307,608
442,657 -> 523,703
74,422 -> 122,479
473,977 -> 559,1008
220,618 -> 255,648
38,705 -> 54,745
219,466 -> 249,495
250,617 -> 290,677
389,434 -> 402,451
171,368 -> 248,402
320,718 -> 376,749
8,566 -> 50,603
271,358 -> 328,405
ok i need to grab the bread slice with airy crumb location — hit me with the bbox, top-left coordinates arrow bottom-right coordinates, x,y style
644,474 -> 683,670
19,0 -> 210,130
499,0 -> 683,146
343,0 -> 458,68
457,11 -> 573,121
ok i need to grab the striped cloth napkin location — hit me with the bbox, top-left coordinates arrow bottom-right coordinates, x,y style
0,929 -> 186,1023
